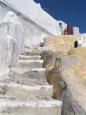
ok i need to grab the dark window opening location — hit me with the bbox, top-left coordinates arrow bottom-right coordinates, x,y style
74,41 -> 78,48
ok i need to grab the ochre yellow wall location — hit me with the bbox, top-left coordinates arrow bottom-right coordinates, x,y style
45,35 -> 76,54
69,47 -> 86,84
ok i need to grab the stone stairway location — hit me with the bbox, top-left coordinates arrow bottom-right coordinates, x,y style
0,46 -> 62,115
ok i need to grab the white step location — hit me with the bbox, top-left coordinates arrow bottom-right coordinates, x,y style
23,49 -> 41,55
11,68 -> 47,85
24,46 -> 41,50
0,83 -> 53,99
0,98 -> 62,115
17,60 -> 43,68
19,55 -> 41,60
24,47 -> 43,53
0,73 -> 12,83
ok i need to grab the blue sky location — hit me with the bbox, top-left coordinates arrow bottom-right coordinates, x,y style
35,0 -> 86,33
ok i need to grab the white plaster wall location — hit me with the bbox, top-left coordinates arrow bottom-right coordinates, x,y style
57,20 -> 67,35
79,34 -> 86,47
1,0 -> 58,36
0,2 -> 49,71
0,2 -> 49,45
19,17 -> 48,46
73,27 -> 80,40
0,23 -> 9,72
73,27 -> 80,35
0,22 -> 25,71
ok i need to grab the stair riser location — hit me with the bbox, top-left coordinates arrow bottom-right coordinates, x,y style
13,76 -> 47,85
19,56 -> 41,60
13,74 -> 47,85
17,62 -> 43,68
0,85 -> 53,99
23,51 -> 41,56
0,106 -> 61,115
15,79 -> 43,85
13,70 -> 46,81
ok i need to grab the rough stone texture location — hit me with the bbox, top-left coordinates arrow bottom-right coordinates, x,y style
17,60 -> 43,68
0,2 -> 51,72
44,35 -> 76,54
0,45 -> 62,115
61,70 -> 86,115
11,68 -> 47,85
55,55 -> 86,115
0,98 -> 62,115
19,55 -> 41,60
41,49 -> 86,115
68,47 -> 86,85
0,1 -> 62,115
41,51 -> 63,99
0,83 -> 53,99
23,50 -> 41,56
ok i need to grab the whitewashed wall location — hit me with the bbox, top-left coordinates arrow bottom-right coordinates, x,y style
57,20 -> 67,35
0,2 -> 49,72
79,34 -> 86,47
1,0 -> 58,36
73,27 -> 80,40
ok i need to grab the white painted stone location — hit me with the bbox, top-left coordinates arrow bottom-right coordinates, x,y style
17,60 -> 43,68
57,20 -> 67,35
0,0 -> 59,36
0,2 -> 62,115
0,71 -> 12,83
0,98 -> 62,115
3,11 -> 21,24
0,11 -> 25,71
0,83 -> 53,98
79,33 -> 86,47
24,49 -> 41,55
11,68 -> 47,85
19,55 -> 41,60
31,68 -> 45,71
73,27 -> 80,37
0,1 -> 49,47
18,60 -> 43,63
24,46 -> 43,52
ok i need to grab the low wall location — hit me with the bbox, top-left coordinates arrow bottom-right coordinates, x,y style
41,50 -> 86,115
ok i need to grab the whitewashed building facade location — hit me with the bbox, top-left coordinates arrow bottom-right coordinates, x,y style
0,0 -> 61,73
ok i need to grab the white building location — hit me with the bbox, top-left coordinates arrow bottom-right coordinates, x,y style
0,0 -> 61,73
57,20 -> 67,35
73,27 -> 80,40
73,27 -> 86,47
79,33 -> 86,47
0,0 -> 60,45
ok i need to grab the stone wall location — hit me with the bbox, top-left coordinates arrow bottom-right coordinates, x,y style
55,56 -> 86,115
44,35 -> 76,54
41,50 -> 86,115
41,51 -> 63,99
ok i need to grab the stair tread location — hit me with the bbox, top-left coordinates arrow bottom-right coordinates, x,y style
19,55 -> 41,58
0,83 -> 53,98
12,67 -> 45,73
0,97 -> 62,108
0,83 -> 52,89
18,60 -> 43,63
